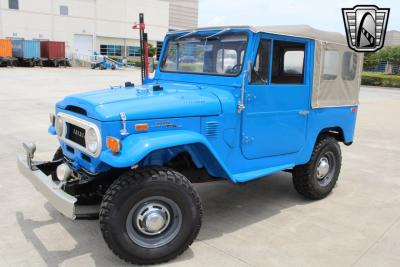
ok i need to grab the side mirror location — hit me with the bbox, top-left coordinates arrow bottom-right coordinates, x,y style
247,60 -> 252,82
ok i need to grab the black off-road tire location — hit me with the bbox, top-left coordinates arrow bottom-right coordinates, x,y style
99,167 -> 202,265
293,136 -> 342,200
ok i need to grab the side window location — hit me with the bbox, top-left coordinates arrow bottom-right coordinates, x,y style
251,39 -> 270,84
216,49 -> 238,74
271,40 -> 305,84
322,50 -> 339,80
342,51 -> 358,80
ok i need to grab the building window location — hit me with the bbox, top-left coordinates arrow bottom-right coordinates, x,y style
100,45 -> 122,56
9,0 -> 19,10
128,46 -> 141,57
60,5 -> 69,16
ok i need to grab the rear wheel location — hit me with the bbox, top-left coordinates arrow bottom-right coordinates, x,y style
99,167 -> 202,265
292,136 -> 342,200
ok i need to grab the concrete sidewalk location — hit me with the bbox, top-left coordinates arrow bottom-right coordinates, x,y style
0,67 -> 399,266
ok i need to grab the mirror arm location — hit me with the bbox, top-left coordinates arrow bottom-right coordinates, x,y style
237,60 -> 251,114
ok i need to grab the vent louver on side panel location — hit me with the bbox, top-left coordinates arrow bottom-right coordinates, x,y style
205,121 -> 219,138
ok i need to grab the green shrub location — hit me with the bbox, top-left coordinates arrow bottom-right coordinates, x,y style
361,72 -> 400,88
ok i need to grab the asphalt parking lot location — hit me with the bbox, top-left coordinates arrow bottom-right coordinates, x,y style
0,67 -> 399,267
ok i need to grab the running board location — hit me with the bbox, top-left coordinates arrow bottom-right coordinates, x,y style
232,164 -> 294,183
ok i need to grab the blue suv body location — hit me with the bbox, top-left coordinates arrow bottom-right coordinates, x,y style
18,26 -> 362,264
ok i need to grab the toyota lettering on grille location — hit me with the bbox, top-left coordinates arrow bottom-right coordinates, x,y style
72,128 -> 85,138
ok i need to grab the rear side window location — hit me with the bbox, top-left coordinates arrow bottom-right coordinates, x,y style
342,52 -> 358,80
271,40 -> 305,84
322,50 -> 339,80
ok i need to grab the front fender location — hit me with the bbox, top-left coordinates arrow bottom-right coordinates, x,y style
100,130 -> 230,177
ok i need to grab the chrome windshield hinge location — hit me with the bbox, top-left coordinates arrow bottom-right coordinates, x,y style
120,112 -> 129,135
237,101 -> 245,113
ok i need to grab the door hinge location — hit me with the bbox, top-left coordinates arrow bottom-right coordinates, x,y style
298,110 -> 310,116
242,136 -> 255,144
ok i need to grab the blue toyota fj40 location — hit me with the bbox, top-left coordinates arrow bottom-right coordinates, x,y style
18,25 -> 363,264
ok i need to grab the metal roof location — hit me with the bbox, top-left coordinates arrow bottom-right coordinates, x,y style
169,25 -> 347,45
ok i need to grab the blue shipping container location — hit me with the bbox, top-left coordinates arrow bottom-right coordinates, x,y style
12,40 -> 41,59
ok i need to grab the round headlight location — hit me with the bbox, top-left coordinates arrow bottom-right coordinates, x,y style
86,128 -> 98,153
55,116 -> 65,137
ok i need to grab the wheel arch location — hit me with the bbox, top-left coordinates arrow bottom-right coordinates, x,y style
316,126 -> 352,145
100,130 -> 231,180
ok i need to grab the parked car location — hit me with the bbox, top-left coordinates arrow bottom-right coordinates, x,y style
18,25 -> 363,265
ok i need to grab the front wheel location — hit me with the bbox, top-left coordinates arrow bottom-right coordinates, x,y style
99,167 -> 202,265
292,136 -> 342,200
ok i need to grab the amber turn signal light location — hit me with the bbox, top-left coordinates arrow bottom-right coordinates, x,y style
106,136 -> 121,154
135,123 -> 149,131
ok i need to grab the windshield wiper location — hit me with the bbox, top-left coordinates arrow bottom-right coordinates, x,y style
203,28 -> 231,40
175,30 -> 199,40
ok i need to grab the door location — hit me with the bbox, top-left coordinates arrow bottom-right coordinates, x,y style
73,34 -> 93,56
241,36 -> 310,159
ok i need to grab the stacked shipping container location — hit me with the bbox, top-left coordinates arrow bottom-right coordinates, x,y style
0,39 -> 67,67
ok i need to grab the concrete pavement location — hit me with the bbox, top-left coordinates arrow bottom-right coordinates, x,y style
0,67 -> 399,266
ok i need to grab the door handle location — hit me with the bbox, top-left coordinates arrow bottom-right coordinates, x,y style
298,110 -> 310,116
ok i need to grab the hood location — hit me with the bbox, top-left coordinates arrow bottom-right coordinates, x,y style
56,83 -> 222,121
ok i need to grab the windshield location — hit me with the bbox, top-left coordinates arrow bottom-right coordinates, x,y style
160,32 -> 248,76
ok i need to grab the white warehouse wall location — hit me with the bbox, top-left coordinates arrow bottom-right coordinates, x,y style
0,0 -> 171,57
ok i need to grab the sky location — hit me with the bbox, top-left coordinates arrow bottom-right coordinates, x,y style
199,0 -> 399,34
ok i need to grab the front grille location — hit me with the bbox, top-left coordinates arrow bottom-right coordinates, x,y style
67,123 -> 86,147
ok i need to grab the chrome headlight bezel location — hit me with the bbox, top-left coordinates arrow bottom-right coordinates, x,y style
55,115 -> 66,137
85,127 -> 99,153
56,112 -> 102,158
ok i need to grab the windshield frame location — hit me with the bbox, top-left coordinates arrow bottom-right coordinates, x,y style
159,31 -> 249,78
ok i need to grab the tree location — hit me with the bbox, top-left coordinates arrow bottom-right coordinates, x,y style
365,46 -> 400,67
363,52 -> 381,68
147,43 -> 157,57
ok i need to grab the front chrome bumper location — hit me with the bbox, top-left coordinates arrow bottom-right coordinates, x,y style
17,154 -> 77,219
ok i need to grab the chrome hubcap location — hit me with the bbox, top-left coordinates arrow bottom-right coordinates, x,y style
316,157 -> 330,179
136,203 -> 170,235
126,196 -> 182,248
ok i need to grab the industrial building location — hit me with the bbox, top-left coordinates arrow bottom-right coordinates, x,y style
0,0 -> 199,59
385,30 -> 400,46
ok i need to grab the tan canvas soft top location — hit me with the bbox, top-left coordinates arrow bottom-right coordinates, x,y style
253,25 -> 347,45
